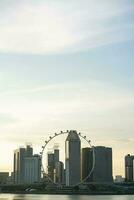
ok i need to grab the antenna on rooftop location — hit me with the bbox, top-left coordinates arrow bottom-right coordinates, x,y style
53,143 -> 59,150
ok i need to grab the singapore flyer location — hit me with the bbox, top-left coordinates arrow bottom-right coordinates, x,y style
40,130 -> 95,186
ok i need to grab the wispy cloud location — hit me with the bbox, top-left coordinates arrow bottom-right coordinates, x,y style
0,80 -> 134,135
0,113 -> 17,125
0,0 -> 133,54
0,84 -> 65,96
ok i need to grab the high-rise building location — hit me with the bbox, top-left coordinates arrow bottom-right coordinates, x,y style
65,130 -> 81,186
14,147 -> 26,184
25,145 -> 33,157
81,146 -> 113,183
47,152 -> 55,181
14,145 -> 41,184
81,147 -> 93,182
54,149 -> 59,167
125,154 -> 134,182
47,147 -> 59,181
24,154 -> 41,184
54,161 -> 64,184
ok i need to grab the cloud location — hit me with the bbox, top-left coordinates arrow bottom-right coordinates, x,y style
0,80 -> 133,141
0,0 -> 133,54
0,113 -> 17,125
0,80 -> 134,115
0,84 -> 65,96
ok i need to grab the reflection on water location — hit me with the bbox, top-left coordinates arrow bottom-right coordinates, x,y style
0,194 -> 134,200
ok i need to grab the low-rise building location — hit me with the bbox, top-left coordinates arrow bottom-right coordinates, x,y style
0,172 -> 9,184
114,175 -> 124,183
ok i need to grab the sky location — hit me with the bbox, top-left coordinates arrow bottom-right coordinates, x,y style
0,0 -> 134,177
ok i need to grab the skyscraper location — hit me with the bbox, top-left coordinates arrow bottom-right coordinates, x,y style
24,154 -> 41,184
54,161 -> 64,184
81,147 -> 93,182
54,149 -> 59,167
25,144 -> 33,157
14,147 -> 26,184
14,145 -> 41,184
47,146 -> 59,181
65,130 -> 81,186
81,146 -> 113,183
125,154 -> 134,182
47,152 -> 55,181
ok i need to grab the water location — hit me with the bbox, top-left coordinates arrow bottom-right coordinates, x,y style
0,194 -> 134,200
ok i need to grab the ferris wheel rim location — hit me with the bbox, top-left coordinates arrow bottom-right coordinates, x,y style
40,130 -> 95,186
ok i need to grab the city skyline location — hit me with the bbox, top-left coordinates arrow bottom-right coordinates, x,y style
0,130 -> 129,178
0,130 -> 134,184
12,130 -> 113,185
0,0 -> 134,177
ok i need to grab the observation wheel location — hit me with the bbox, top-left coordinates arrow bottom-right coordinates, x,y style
40,130 -> 95,186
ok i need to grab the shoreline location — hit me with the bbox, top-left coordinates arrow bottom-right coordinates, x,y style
1,191 -> 134,195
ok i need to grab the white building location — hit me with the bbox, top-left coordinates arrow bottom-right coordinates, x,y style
24,154 -> 41,184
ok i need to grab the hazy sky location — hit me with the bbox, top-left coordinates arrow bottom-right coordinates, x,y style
0,0 -> 134,176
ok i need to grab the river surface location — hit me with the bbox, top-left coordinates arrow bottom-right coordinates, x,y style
0,194 -> 134,200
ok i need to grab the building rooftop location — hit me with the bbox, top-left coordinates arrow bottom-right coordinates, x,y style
66,130 -> 80,141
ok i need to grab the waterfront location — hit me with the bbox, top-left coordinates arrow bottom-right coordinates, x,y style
0,194 -> 134,200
